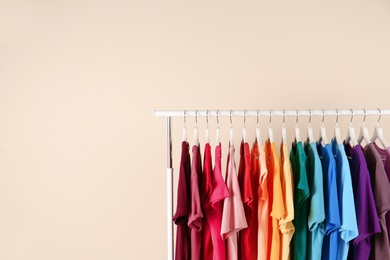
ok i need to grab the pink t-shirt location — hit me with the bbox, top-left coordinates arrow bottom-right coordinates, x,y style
221,144 -> 248,260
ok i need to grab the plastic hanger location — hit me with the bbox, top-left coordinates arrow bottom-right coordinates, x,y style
268,110 -> 274,143
307,109 -> 315,143
230,110 -> 234,145
295,110 -> 301,143
242,110 -> 247,143
194,110 -> 199,146
319,109 -> 329,146
205,110 -> 210,144
358,108 -> 371,145
334,109 -> 342,145
216,110 -> 220,145
371,108 -> 389,148
183,110 -> 187,142
345,109 -> 358,147
256,110 -> 262,144
281,110 -> 287,144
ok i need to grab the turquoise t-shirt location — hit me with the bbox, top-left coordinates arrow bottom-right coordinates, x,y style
305,141 -> 325,260
290,141 -> 310,260
331,139 -> 358,260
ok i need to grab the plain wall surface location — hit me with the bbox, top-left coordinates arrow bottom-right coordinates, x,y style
1,0 -> 390,259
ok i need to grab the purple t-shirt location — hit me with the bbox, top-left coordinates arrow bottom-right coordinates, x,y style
188,145 -> 204,260
373,142 -> 390,245
344,143 -> 380,260
173,141 -> 191,260
364,143 -> 390,259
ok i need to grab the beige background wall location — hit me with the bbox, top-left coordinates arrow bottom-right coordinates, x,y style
1,0 -> 390,259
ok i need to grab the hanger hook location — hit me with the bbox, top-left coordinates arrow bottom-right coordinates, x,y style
283,110 -> 286,125
230,110 -> 233,125
336,109 -> 339,126
378,108 -> 382,125
322,109 -> 325,125
349,109 -> 354,125
309,109 -> 312,125
184,110 -> 187,125
243,110 -> 246,128
216,110 -> 220,126
363,108 -> 367,125
296,110 -> 299,126
269,110 -> 272,125
206,110 -> 209,126
256,110 -> 259,126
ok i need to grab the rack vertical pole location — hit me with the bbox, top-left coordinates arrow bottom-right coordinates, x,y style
166,117 -> 174,260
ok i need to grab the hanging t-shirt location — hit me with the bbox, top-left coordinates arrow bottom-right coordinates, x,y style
208,144 -> 229,260
290,141 -> 310,260
304,141 -> 325,260
238,141 -> 254,260
201,143 -> 213,260
317,143 -> 340,260
344,143 -> 380,260
173,141 -> 191,260
188,144 -> 203,260
266,139 -> 285,260
330,139 -> 358,260
250,140 -> 260,260
221,144 -> 248,260
279,141 -> 295,260
364,143 -> 390,259
373,142 -> 390,246
257,142 -> 269,260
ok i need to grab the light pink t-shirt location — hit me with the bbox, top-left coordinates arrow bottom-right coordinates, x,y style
221,144 -> 248,260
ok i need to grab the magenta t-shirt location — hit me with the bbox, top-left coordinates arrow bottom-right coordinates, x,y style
188,145 -> 204,260
344,143 -> 380,260
173,141 -> 191,260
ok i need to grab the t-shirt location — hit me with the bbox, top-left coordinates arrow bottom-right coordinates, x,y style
188,145 -> 203,260
364,143 -> 390,259
330,139 -> 358,260
238,141 -> 254,260
304,141 -> 325,260
290,141 -> 310,260
344,143 -> 380,260
279,142 -> 295,260
372,142 -> 390,245
257,142 -> 269,260
250,140 -> 260,260
201,143 -> 213,260
221,144 -> 248,260
317,143 -> 340,260
205,144 -> 229,260
173,141 -> 191,260
266,139 -> 285,260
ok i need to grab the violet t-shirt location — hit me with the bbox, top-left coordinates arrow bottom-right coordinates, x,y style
188,144 -> 203,260
173,141 -> 191,260
344,143 -> 380,260
364,143 -> 390,259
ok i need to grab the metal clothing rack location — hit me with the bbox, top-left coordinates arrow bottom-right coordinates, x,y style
153,109 -> 390,260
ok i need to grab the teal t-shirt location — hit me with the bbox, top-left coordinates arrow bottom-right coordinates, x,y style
305,141 -> 325,260
290,141 -> 310,260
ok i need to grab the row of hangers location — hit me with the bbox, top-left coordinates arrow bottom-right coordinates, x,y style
182,109 -> 389,149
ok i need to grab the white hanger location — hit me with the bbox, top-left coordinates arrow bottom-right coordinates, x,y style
319,109 -> 329,146
334,109 -> 342,145
242,110 -> 247,143
216,110 -> 220,145
345,109 -> 358,147
268,110 -> 274,143
307,109 -> 315,143
281,110 -> 287,144
295,110 -> 301,143
358,109 -> 371,145
256,110 -> 262,144
194,110 -> 199,146
230,110 -> 234,145
371,108 -> 389,148
205,110 -> 210,144
183,110 -> 187,142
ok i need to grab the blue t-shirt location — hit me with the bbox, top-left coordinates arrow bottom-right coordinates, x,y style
305,141 -> 325,260
317,142 -> 340,260
331,139 -> 358,260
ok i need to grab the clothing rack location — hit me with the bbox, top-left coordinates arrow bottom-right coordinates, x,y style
153,109 -> 390,260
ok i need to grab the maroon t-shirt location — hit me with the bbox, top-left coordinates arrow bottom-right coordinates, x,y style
173,141 -> 191,260
364,143 -> 390,259
188,145 -> 203,260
